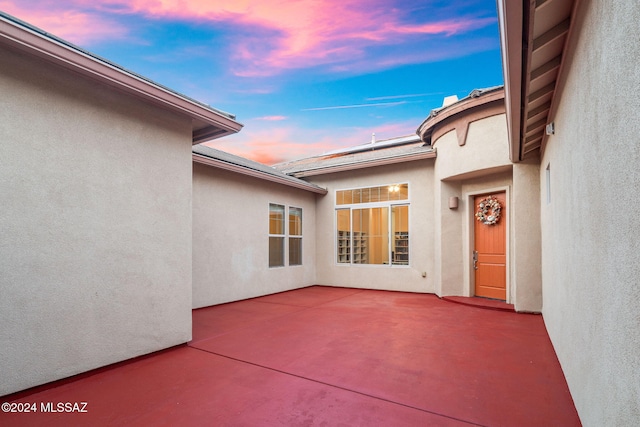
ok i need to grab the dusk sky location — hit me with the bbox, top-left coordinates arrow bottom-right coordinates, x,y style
2,1 -> 504,164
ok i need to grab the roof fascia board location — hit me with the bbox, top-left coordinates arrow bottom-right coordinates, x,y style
0,15 -> 243,142
497,0 -> 524,162
289,150 -> 437,178
192,154 -> 328,195
323,135 -> 421,156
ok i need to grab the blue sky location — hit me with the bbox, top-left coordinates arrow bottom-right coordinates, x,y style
2,0 -> 504,164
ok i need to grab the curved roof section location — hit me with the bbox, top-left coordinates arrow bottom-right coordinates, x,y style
0,11 -> 243,144
416,86 -> 505,146
193,145 -> 327,194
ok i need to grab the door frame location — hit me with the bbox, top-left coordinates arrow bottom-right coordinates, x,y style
464,186 -> 511,303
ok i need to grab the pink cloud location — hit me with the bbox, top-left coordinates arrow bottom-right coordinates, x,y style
63,0 -> 495,76
206,124 -> 344,164
371,120 -> 421,137
255,115 -> 288,121
0,1 -> 130,45
206,119 -> 422,165
394,17 -> 497,36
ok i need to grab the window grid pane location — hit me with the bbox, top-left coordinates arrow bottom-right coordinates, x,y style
352,207 -> 389,265
336,184 -> 408,205
336,209 -> 351,263
269,204 -> 284,235
392,205 -> 409,265
289,207 -> 302,236
289,237 -> 302,265
269,237 -> 284,267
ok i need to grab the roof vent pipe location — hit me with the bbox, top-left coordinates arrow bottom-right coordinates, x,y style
371,133 -> 376,144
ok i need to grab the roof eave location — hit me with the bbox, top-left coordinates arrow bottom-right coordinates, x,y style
288,150 -> 437,178
497,0 -> 524,162
192,154 -> 328,195
0,13 -> 243,144
497,0 -> 577,162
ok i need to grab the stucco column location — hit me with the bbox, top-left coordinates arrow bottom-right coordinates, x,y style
511,158 -> 542,312
438,181 -> 464,296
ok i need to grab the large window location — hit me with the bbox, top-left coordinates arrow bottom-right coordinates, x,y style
336,184 -> 409,266
269,203 -> 303,267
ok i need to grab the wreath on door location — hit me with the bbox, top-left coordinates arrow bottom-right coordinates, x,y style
475,195 -> 502,225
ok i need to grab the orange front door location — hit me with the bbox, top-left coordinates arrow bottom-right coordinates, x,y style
473,192 -> 506,300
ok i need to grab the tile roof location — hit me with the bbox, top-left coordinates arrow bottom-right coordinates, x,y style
192,145 -> 327,194
274,138 -> 435,177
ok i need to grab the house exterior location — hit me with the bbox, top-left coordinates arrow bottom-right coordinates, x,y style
192,87 -> 536,310
498,0 -> 640,425
270,86 -> 544,313
0,13 -> 242,396
1,1 -> 638,425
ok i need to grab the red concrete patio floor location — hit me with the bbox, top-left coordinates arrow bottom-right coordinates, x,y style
1,286 -> 580,426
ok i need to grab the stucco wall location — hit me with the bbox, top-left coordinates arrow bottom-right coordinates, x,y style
309,160 -> 434,293
540,0 -> 640,424
434,114 -> 511,181
511,159 -> 541,312
435,179 -> 464,296
0,46 -> 193,395
192,163 -> 317,307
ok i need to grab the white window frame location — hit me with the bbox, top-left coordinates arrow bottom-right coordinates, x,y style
334,183 -> 410,267
288,206 -> 303,266
269,203 -> 285,268
269,203 -> 303,268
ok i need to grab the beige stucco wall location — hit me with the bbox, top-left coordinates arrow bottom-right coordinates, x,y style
309,160 -> 434,292
434,114 -> 511,181
431,113 -> 541,310
192,163 -> 317,308
539,0 -> 640,424
0,46 -> 193,395
511,159 -> 541,312
435,178 -> 464,297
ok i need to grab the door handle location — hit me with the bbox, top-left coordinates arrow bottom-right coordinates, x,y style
473,250 -> 478,270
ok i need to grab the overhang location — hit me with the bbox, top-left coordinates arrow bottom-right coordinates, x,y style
497,0 -> 577,162
0,12 -> 243,144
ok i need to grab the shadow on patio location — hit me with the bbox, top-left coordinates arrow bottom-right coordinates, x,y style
1,286 -> 580,426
